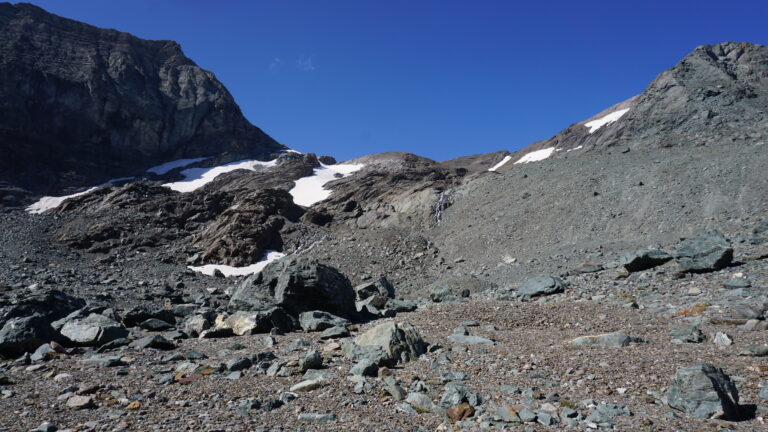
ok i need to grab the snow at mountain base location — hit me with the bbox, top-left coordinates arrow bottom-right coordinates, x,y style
584,108 -> 630,133
188,250 -> 286,277
146,157 -> 209,175
163,159 -> 278,192
26,187 -> 100,214
488,155 -> 512,172
289,163 -> 365,207
515,147 -> 556,164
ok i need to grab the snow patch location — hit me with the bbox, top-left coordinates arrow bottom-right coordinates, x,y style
289,163 -> 365,207
566,145 -> 584,153
488,155 -> 512,172
188,250 -> 286,277
147,157 -> 209,175
163,159 -> 278,193
26,176 -> 137,214
514,147 -> 556,164
584,108 -> 629,134
26,187 -> 100,214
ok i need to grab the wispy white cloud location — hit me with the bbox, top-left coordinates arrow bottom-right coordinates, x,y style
297,55 -> 316,72
269,57 -> 285,71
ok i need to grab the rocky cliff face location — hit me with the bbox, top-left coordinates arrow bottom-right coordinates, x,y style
0,3 -> 284,202
514,42 -> 768,161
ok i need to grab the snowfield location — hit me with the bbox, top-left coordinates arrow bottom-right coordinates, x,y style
515,147 -> 556,164
584,108 -> 630,133
163,159 -> 278,192
488,155 -> 512,172
188,250 -> 286,277
289,163 -> 365,207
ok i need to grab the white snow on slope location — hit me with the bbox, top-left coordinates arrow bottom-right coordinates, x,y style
26,187 -> 100,214
163,159 -> 278,192
514,147 -> 556,164
584,108 -> 629,134
147,157 -> 209,175
488,155 -> 512,172
189,250 -> 286,277
289,163 -> 365,207
26,176 -> 136,214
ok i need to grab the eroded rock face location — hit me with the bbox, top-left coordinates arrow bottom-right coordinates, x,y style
229,256 -> 355,318
0,3 -> 284,199
667,363 -> 741,420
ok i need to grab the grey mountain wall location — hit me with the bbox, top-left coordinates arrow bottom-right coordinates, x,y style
0,2 -> 284,199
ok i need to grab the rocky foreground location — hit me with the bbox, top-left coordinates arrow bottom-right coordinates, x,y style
2,225 -> 768,432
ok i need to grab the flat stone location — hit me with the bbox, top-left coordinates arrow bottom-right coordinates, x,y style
66,395 -> 93,410
569,332 -> 644,348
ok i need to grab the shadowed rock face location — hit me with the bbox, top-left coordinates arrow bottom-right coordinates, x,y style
0,3 -> 284,200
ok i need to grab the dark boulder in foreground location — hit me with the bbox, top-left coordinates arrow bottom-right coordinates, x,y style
229,256 -> 355,319
667,363 -> 741,419
0,316 -> 64,359
677,231 -> 733,273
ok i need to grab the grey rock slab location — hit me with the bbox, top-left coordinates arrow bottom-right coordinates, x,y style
447,334 -> 495,346
517,277 -> 566,300
667,363 -> 740,419
569,332 -> 644,348
677,231 -> 734,273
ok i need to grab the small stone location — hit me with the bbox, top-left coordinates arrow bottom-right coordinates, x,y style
297,413 -> 335,422
446,402 -> 475,422
569,332 -> 643,348
36,422 -> 57,432
725,278 -> 751,289
290,379 -> 325,392
299,350 -> 323,372
713,332 -> 733,347
738,345 -> 768,357
125,401 -> 141,410
493,406 -> 521,423
66,395 -> 93,410
350,359 -> 378,376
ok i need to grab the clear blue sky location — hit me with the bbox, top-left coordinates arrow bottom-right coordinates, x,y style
21,0 -> 768,161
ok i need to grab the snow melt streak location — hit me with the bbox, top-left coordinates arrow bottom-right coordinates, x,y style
163,159 -> 277,193
289,163 -> 365,207
189,250 -> 286,277
146,157 -> 209,175
584,108 -> 629,134
514,147 -> 556,164
488,155 -> 512,172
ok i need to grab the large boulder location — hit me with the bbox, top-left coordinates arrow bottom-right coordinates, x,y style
677,231 -> 733,273
352,321 -> 426,366
516,277 -> 566,300
620,249 -> 673,272
0,316 -> 64,358
60,314 -> 128,347
229,256 -> 355,318
667,363 -> 741,419
0,289 -> 85,329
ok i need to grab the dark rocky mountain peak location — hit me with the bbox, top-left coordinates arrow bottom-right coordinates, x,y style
0,2 -> 285,203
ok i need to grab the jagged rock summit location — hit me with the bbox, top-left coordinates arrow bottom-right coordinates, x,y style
0,2 -> 284,203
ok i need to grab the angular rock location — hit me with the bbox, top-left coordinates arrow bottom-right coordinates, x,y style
517,277 -> 566,300
353,321 -> 426,366
429,286 -> 452,303
298,311 -> 349,332
677,231 -> 733,273
66,395 -> 93,410
138,318 -> 174,331
229,256 -> 355,318
620,249 -> 673,272
319,326 -> 349,340
221,309 -> 291,336
569,332 -> 644,348
131,335 -> 176,351
60,314 -> 128,347
447,402 -> 475,422
350,359 -> 378,376
299,349 -> 323,372
667,363 -> 740,419
670,325 -> 706,344
447,334 -> 495,346
0,290 -> 85,330
0,316 -> 63,359
405,392 -> 437,413
354,277 -> 394,300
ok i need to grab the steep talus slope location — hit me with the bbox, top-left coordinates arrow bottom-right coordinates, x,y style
433,141 -> 768,284
513,42 -> 768,164
0,3 -> 283,202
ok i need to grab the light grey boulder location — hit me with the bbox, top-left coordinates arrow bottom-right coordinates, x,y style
667,363 -> 741,419
517,277 -> 566,300
60,313 -> 128,347
677,231 -> 733,273
569,332 -> 644,348
352,321 -> 426,366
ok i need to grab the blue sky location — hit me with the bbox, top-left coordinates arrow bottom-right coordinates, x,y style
23,0 -> 768,161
